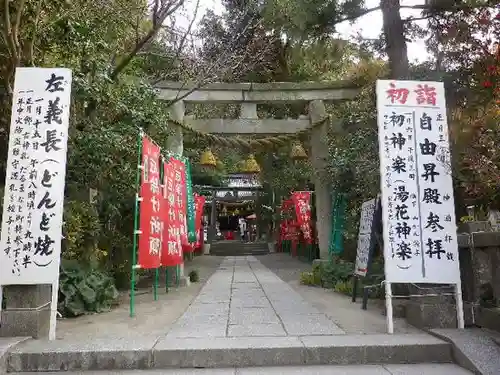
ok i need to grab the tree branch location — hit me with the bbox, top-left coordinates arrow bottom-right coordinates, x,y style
26,0 -> 44,65
3,0 -> 18,94
13,0 -> 26,50
336,1 -> 495,27
3,0 -> 16,57
109,0 -> 186,81
335,6 -> 381,25
173,0 -> 199,63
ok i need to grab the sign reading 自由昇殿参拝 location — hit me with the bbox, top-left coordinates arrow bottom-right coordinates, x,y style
377,80 -> 460,285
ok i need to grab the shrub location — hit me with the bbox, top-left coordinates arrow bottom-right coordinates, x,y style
299,257 -> 386,299
188,269 -> 199,283
300,271 -> 316,285
319,258 -> 355,288
58,259 -> 119,317
334,280 -> 353,295
62,200 -> 103,265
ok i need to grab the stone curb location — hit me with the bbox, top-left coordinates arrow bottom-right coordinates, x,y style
6,333 -> 453,372
428,328 -> 500,375
1,337 -> 30,373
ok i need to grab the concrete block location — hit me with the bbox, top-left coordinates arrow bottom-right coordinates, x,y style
273,303 -> 317,314
174,315 -> 228,327
1,285 -> 52,339
166,325 -> 227,338
230,298 -> 270,308
183,304 -> 229,317
179,276 -> 191,287
405,301 -> 457,329
231,291 -> 266,298
280,315 -> 345,336
152,336 -> 306,368
0,308 -> 51,339
237,365 -> 391,375
0,337 -> 29,373
430,328 -> 500,375
229,309 -> 279,325
300,334 -> 452,365
476,307 -> 500,333
194,296 -> 230,304
227,323 -> 287,337
7,336 -> 158,372
383,364 -> 474,375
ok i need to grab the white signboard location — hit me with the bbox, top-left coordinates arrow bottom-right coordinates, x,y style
354,197 -> 379,277
0,68 -> 72,285
377,80 -> 460,284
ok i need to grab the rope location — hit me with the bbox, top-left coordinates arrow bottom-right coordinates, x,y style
166,115 -> 330,150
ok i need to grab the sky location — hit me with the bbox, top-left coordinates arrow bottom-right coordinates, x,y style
176,0 -> 430,63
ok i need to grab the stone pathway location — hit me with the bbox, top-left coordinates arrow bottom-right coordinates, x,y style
166,256 -> 345,338
14,363 -> 474,374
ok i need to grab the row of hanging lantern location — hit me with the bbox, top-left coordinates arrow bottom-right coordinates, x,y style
199,141 -> 308,171
219,202 -> 253,216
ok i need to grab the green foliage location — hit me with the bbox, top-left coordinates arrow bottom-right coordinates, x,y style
188,269 -> 200,283
319,258 -> 355,289
299,263 -> 322,286
263,0 -> 365,39
299,271 -> 316,286
58,259 -> 119,317
300,258 -> 385,299
62,200 -> 103,265
333,280 -> 354,295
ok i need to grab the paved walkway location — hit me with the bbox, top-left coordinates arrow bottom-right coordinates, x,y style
15,363 -> 473,374
167,256 -> 345,338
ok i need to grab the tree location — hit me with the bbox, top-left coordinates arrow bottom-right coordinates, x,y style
259,0 -> 498,79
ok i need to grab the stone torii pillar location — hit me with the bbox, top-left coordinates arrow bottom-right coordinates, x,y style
308,100 -> 333,260
167,100 -> 189,286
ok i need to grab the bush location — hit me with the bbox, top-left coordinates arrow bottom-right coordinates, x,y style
300,271 -> 315,285
334,280 -> 353,295
63,200 -> 103,264
188,269 -> 199,283
58,259 -> 120,317
299,257 -> 386,299
320,258 -> 355,288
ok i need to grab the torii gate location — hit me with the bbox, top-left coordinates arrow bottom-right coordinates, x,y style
155,81 -> 360,260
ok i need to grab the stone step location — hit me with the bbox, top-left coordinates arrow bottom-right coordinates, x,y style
210,251 -> 270,256
211,242 -> 268,249
11,363 -> 474,374
210,243 -> 269,256
5,334 -> 454,372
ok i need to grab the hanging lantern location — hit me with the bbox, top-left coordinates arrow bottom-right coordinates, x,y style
221,205 -> 227,216
240,154 -> 261,174
199,148 -> 217,168
290,141 -> 307,160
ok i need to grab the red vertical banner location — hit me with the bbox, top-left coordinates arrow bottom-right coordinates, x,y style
291,191 -> 312,244
161,159 -> 182,266
194,194 -> 205,248
138,136 -> 162,269
171,158 -> 190,252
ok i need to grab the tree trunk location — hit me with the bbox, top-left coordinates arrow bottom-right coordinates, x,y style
380,0 -> 410,79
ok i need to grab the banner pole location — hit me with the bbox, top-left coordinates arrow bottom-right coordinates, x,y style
176,265 -> 180,287
153,268 -> 159,300
154,155 -> 165,302
130,130 -> 143,317
166,267 -> 170,292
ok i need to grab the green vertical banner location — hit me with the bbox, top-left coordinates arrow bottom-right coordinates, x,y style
329,192 -> 347,256
184,159 -> 197,243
